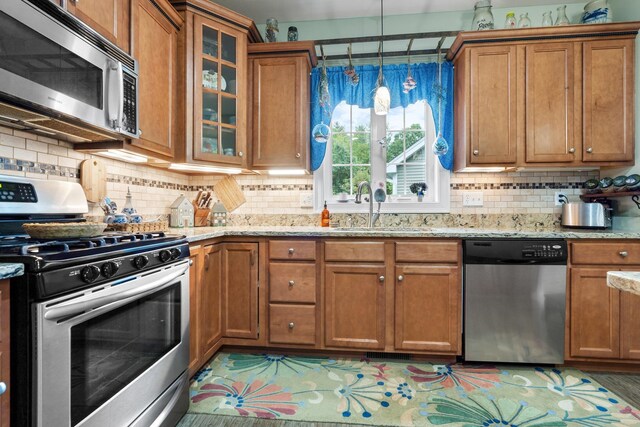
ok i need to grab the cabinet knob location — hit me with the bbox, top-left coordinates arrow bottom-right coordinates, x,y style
568,147 -> 575,153
138,129 -> 143,136
398,275 -> 404,282
0,382 -> 6,395
288,248 -> 295,254
619,251 -> 629,258
473,149 -> 479,156
288,280 -> 295,286
288,322 -> 295,329
586,147 -> 593,153
238,151 -> 244,157
295,153 -> 301,158
379,275 -> 385,283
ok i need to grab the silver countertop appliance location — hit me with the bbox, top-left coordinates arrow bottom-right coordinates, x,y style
464,239 -> 567,364
561,202 -> 612,229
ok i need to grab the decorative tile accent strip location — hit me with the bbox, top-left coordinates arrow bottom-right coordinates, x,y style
0,157 -> 79,178
107,176 -> 190,191
451,182 -> 584,190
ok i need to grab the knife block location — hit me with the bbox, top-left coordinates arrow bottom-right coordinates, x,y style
192,203 -> 211,227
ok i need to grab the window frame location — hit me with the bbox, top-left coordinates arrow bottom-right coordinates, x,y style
313,102 -> 450,214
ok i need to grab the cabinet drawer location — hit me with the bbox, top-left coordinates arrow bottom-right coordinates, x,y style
571,242 -> 640,265
270,240 -> 316,261
324,241 -> 385,262
269,304 -> 316,345
395,241 -> 459,263
269,262 -> 316,303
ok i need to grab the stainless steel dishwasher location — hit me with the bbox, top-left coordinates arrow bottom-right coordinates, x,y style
464,239 -> 567,364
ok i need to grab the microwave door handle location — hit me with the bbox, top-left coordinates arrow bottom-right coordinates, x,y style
107,60 -> 124,130
43,262 -> 188,321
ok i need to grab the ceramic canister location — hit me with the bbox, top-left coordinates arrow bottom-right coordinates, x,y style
582,0 -> 611,24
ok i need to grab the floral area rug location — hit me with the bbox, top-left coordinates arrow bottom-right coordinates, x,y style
188,352 -> 640,426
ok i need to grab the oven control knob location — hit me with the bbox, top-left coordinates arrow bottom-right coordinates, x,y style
170,248 -> 181,260
133,255 -> 149,270
80,265 -> 101,283
101,262 -> 119,278
159,250 -> 172,263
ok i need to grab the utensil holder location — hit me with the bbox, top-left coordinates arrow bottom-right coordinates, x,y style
194,207 -> 211,227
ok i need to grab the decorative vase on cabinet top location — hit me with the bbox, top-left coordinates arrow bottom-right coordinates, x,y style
472,0 -> 494,30
582,0 -> 611,24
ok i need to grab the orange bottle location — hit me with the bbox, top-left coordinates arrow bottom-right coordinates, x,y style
321,201 -> 330,227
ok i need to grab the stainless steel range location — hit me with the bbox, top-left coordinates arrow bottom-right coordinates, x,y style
0,175 -> 189,427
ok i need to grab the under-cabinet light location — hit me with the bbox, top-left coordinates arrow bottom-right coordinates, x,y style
169,163 -> 242,174
266,169 -> 307,176
456,167 -> 513,173
98,149 -> 148,163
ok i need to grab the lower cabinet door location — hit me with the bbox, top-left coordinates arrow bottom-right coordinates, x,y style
188,246 -> 203,376
570,268 -> 620,359
269,304 -> 316,345
621,291 -> 640,360
201,245 -> 223,360
394,265 -> 461,353
222,243 -> 259,339
324,264 -> 386,349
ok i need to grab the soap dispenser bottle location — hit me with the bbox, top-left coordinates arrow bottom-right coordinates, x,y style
321,201 -> 330,227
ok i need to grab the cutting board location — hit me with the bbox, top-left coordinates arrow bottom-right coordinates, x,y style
213,176 -> 246,212
80,159 -> 107,203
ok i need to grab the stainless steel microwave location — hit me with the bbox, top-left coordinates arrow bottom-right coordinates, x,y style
0,0 -> 139,141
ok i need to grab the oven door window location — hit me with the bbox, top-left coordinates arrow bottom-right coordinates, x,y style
0,11 -> 102,109
70,282 -> 181,426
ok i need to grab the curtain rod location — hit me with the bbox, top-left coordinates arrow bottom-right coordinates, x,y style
324,48 -> 441,61
314,30 -> 459,46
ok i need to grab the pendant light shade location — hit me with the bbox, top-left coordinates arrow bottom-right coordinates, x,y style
373,0 -> 389,115
374,85 -> 390,115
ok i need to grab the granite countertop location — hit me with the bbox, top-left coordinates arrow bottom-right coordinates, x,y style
0,263 -> 24,279
180,226 -> 640,243
607,271 -> 640,296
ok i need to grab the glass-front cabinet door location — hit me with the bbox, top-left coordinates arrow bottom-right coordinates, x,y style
193,16 -> 246,166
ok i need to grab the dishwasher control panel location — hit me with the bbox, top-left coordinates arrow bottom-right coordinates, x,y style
464,239 -> 567,264
521,243 -> 565,259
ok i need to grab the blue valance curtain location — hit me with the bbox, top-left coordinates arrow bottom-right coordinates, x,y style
310,62 -> 454,171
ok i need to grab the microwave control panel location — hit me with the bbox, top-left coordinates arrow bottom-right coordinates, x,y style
122,73 -> 137,135
0,182 -> 37,203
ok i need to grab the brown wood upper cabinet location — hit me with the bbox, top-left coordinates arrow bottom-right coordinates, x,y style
583,39 -> 635,163
448,23 -> 639,171
248,42 -> 317,172
64,0 -> 131,53
130,0 -> 182,160
172,1 -> 260,168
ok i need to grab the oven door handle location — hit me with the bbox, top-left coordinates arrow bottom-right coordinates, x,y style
43,262 -> 189,322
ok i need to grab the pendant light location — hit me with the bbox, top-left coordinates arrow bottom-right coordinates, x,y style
373,0 -> 389,115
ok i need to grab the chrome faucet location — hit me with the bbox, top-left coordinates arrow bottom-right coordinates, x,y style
355,181 -> 378,228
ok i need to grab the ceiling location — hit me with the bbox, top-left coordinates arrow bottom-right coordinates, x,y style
213,0 -> 585,24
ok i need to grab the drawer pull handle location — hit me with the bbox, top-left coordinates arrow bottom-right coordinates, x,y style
568,147 -> 575,153
619,251 -> 629,258
288,322 -> 295,329
288,248 -> 295,254
289,280 -> 295,287
473,149 -> 479,156
295,153 -> 301,158
586,147 -> 593,153
379,275 -> 385,283
398,275 -> 404,282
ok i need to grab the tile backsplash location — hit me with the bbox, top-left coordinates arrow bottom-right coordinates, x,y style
0,125 -> 601,226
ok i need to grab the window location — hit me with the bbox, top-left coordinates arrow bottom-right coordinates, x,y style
314,100 -> 450,213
